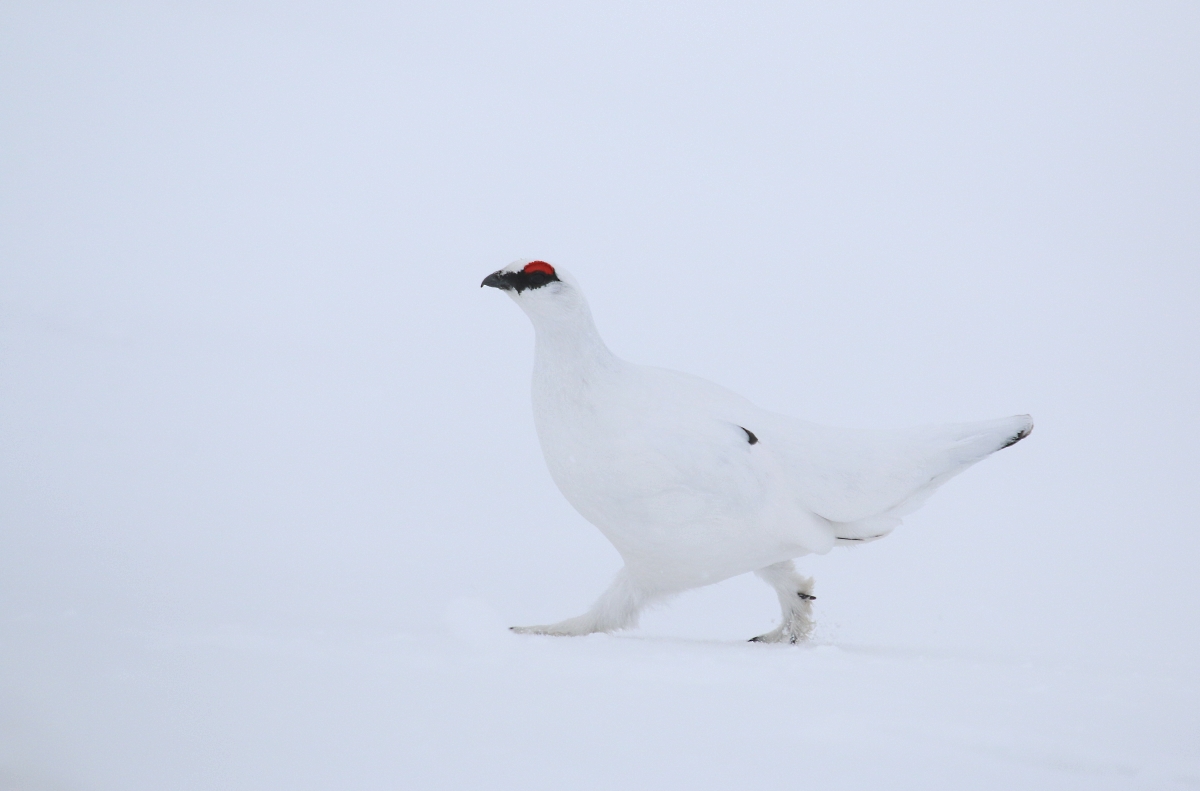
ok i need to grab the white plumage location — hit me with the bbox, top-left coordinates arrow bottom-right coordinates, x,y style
483,260 -> 1032,642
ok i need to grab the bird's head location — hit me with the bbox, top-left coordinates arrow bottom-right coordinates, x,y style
481,260 -> 587,326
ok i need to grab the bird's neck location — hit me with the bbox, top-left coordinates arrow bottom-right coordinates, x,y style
529,303 -> 622,386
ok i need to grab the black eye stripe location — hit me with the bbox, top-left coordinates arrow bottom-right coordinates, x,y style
499,269 -> 560,293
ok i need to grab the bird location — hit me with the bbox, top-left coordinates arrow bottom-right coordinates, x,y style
482,259 -> 1032,643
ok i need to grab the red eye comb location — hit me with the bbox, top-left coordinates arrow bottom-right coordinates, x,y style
524,261 -> 555,276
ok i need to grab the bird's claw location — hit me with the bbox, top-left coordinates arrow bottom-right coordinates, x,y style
748,631 -> 804,644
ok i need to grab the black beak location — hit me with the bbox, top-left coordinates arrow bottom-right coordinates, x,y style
481,271 -> 511,290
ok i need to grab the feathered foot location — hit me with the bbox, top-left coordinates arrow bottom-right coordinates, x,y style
511,568 -> 649,637
749,561 -> 816,644
510,620 -> 598,636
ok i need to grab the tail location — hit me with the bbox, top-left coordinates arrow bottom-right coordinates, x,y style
887,413 -> 1034,518
829,414 -> 1033,541
999,415 -> 1034,448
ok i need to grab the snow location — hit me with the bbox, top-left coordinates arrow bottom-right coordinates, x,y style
4,615 -> 1197,790
2,2 -> 1198,789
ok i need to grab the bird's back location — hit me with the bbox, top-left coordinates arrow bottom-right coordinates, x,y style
535,353 -> 1031,553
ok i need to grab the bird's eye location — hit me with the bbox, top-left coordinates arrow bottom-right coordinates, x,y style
523,261 -> 555,276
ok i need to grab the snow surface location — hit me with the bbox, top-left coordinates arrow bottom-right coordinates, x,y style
3,614 -> 1198,791
2,2 -> 1198,789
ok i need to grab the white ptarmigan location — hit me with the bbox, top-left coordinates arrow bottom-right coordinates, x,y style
483,260 -> 1032,643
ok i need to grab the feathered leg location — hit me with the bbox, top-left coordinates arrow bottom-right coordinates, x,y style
511,568 -> 650,636
749,560 -> 815,644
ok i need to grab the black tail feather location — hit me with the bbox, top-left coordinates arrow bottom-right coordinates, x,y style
1000,421 -> 1033,449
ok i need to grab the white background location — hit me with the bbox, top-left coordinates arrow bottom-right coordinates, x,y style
2,2 -> 1197,789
